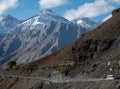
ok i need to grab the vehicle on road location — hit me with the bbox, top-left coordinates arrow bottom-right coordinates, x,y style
106,75 -> 115,80
106,75 -> 120,80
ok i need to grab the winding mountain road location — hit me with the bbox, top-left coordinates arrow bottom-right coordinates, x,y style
0,75 -> 114,83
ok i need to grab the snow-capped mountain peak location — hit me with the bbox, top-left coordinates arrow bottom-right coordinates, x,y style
19,10 -> 72,30
72,17 -> 98,30
38,9 -> 71,23
40,9 -> 56,15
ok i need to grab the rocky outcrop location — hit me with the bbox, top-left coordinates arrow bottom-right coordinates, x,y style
112,8 -> 120,16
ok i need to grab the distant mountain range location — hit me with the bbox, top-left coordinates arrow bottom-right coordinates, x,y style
0,9 -> 98,66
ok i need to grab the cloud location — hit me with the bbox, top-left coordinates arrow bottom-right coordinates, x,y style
113,0 -> 120,4
102,14 -> 112,22
0,0 -> 18,16
64,0 -> 120,20
39,0 -> 68,9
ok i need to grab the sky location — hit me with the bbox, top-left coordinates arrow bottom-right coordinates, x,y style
0,0 -> 120,22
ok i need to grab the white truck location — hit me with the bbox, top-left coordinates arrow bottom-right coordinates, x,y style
106,75 -> 115,80
106,75 -> 120,80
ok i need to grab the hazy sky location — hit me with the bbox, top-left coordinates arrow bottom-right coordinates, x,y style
0,0 -> 120,22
